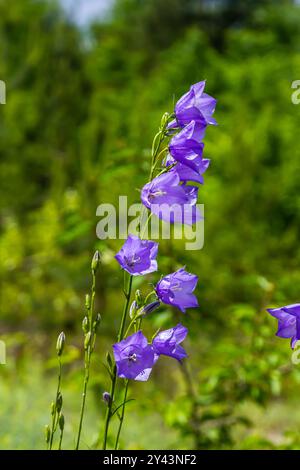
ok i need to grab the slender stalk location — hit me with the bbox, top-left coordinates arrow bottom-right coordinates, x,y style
102,272 -> 133,450
75,270 -> 96,450
114,380 -> 129,450
58,425 -> 64,450
102,113 -> 171,450
49,358 -> 62,450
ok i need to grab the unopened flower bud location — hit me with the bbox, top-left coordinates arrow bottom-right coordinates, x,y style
135,290 -> 142,306
84,331 -> 92,350
82,316 -> 89,333
51,402 -> 55,415
85,294 -> 91,310
58,413 -> 65,431
91,250 -> 101,273
56,332 -> 65,357
129,300 -> 138,319
93,313 -> 101,332
140,301 -> 160,316
56,392 -> 63,413
106,351 -> 113,370
161,112 -> 170,128
102,391 -> 111,405
45,425 -> 51,443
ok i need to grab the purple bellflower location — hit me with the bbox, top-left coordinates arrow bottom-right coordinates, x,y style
169,121 -> 205,171
152,324 -> 188,362
267,303 -> 300,349
113,331 -> 157,381
168,81 -> 217,129
165,153 -> 210,185
115,234 -> 158,276
141,171 -> 201,225
156,268 -> 199,313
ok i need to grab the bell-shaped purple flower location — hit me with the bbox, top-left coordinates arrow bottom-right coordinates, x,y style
165,154 -> 210,185
141,171 -> 201,225
169,81 -> 217,129
169,121 -> 205,171
115,234 -> 158,276
267,303 -> 300,349
113,331 -> 157,381
156,268 -> 199,313
152,323 -> 188,362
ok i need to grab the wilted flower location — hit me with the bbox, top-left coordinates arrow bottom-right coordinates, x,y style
141,171 -> 201,225
156,268 -> 199,313
267,303 -> 300,349
169,81 -> 217,129
115,234 -> 158,276
152,324 -> 188,362
169,121 -> 205,171
113,331 -> 157,381
165,153 -> 210,185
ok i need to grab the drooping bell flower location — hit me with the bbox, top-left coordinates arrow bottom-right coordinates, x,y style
169,121 -> 205,171
168,81 -> 217,129
113,331 -> 157,381
155,268 -> 199,313
152,324 -> 188,362
141,171 -> 201,225
267,303 -> 300,349
115,234 -> 158,276
165,153 -> 210,185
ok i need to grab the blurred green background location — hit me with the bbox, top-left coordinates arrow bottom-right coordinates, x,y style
1,0 -> 300,450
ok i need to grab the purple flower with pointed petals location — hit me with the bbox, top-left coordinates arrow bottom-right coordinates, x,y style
169,121 -> 205,171
165,154 -> 210,185
152,324 -> 188,362
156,268 -> 199,313
267,303 -> 300,349
168,81 -> 217,129
113,331 -> 157,381
141,171 -> 201,225
115,234 -> 158,276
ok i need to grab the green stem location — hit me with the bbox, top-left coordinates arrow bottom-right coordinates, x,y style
102,272 -> 133,450
58,427 -> 64,450
114,380 -> 129,450
49,358 -> 62,450
75,271 -> 96,450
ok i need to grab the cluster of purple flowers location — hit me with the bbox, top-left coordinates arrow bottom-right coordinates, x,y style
113,324 -> 188,381
113,81 -> 217,381
141,81 -> 216,225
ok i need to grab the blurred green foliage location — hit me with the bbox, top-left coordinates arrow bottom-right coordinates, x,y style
1,0 -> 300,449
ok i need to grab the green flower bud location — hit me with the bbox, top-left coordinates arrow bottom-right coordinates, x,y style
93,313 -> 101,332
51,401 -> 55,415
91,250 -> 101,273
58,413 -> 65,431
106,351 -> 113,370
129,300 -> 138,319
85,294 -> 91,310
45,425 -> 51,443
161,112 -> 170,128
82,316 -> 89,333
84,331 -> 92,350
135,289 -> 142,306
56,332 -> 65,357
56,392 -> 63,413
